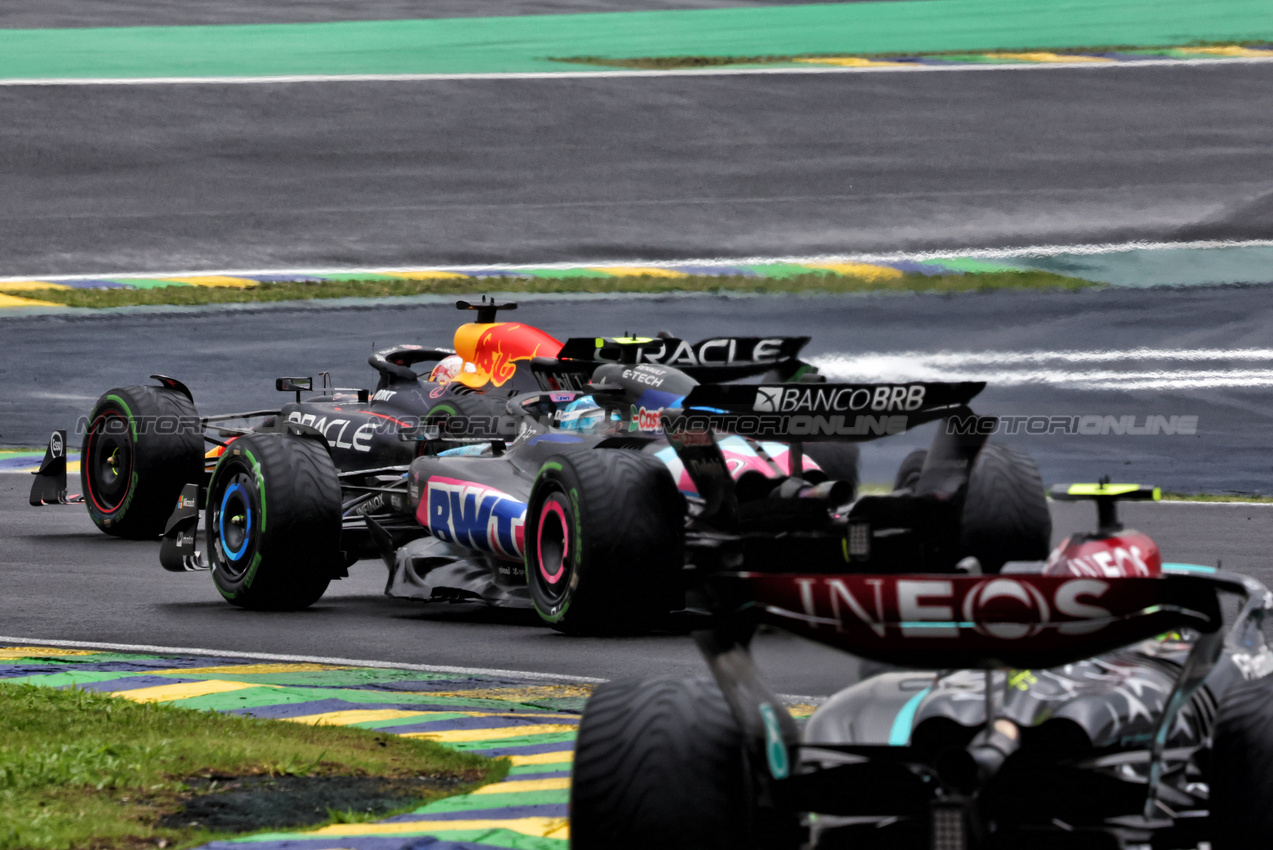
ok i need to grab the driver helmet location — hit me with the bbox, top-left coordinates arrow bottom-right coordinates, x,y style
429,354 -> 464,384
556,395 -> 606,432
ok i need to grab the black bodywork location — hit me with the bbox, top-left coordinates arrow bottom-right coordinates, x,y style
150,311 -> 827,597
370,370 -> 995,618
686,489 -> 1273,849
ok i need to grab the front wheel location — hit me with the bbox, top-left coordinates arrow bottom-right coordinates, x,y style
81,385 -> 203,538
207,433 -> 342,610
571,676 -> 800,850
525,450 -> 683,634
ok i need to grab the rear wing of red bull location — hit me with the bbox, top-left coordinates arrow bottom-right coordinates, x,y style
555,335 -> 812,382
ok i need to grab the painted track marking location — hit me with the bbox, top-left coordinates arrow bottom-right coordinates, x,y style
4,237 -> 1272,287
0,55 -> 1270,86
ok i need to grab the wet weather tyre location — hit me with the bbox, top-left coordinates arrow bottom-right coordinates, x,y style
206,433 -> 341,610
571,676 -> 800,850
526,450 -> 683,634
893,449 -> 928,492
1210,675 -> 1273,849
422,392 -> 507,445
81,385 -> 203,539
804,442 -> 859,494
960,443 -> 1051,572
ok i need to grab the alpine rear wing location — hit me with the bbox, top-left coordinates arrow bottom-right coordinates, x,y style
664,380 -> 986,443
656,381 -> 990,530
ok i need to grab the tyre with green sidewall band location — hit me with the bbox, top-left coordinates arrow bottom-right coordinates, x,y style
81,385 -> 203,539
960,443 -> 1052,572
526,449 -> 683,634
892,445 -> 1050,571
207,433 -> 341,610
571,675 -> 800,850
1209,674 -> 1273,849
422,392 -> 507,445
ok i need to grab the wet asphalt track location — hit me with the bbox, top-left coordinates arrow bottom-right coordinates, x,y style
5,286 -> 1273,694
5,284 -> 1273,491
2,4 -> 1273,696
1,61 -> 1271,275
4,477 -> 1270,697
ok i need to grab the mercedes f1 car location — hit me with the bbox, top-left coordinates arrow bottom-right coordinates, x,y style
569,483 -> 1273,850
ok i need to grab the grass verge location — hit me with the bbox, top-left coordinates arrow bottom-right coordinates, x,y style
0,682 -> 502,850
551,40 -> 1273,70
1,270 -> 1096,309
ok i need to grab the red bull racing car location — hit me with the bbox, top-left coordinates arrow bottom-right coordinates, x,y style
32,300 -> 868,621
569,483 -> 1273,850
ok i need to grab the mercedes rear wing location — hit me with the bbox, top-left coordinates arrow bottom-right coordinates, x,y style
710,571 -> 1230,670
696,568 -> 1270,821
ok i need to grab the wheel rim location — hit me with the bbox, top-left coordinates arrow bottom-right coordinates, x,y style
535,492 -> 572,600
213,469 -> 258,578
85,410 -> 133,513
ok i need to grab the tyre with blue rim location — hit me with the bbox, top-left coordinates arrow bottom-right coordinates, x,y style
207,433 -> 342,610
526,449 -> 683,634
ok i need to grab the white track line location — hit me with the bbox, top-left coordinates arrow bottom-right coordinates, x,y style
1,56 -> 1271,87
812,349 -> 1273,390
819,348 -> 1273,366
4,238 -> 1273,285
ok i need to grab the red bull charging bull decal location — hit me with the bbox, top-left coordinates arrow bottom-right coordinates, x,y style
452,322 -> 562,389
420,476 -> 527,560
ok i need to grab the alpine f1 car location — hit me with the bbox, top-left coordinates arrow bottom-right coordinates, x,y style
30,299 -> 852,616
147,346 -> 1048,633
569,483 -> 1273,850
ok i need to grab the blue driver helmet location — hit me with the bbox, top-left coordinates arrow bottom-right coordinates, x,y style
556,395 -> 606,432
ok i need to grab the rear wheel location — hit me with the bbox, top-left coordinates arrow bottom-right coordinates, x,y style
207,433 -> 342,610
961,444 -> 1051,572
892,448 -> 929,492
421,391 -> 509,447
572,676 -> 800,850
526,450 -> 683,634
81,385 -> 203,539
1210,675 -> 1273,849
804,442 -> 859,494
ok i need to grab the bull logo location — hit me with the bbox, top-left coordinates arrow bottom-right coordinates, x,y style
452,323 -> 562,389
